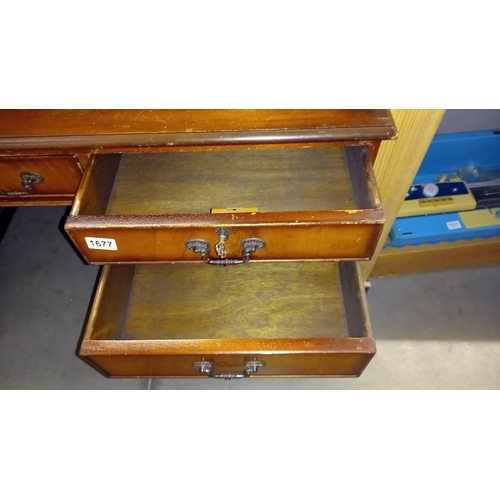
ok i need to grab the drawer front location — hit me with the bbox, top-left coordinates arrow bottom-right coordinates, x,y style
65,222 -> 383,264
0,155 -> 83,206
83,351 -> 375,378
79,261 -> 376,378
65,146 -> 385,263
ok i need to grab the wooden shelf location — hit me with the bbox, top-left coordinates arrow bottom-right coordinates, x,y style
372,237 -> 500,276
359,109 -> 446,279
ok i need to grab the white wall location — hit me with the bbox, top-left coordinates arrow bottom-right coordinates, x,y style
437,109 -> 500,134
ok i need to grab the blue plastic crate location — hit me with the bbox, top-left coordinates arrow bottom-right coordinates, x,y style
385,129 -> 500,249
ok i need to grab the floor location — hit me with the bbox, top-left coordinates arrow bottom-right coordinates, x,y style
1,206 -> 499,390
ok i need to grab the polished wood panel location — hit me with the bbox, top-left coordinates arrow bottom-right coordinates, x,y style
84,351 -> 375,378
0,194 -> 81,206
0,155 -> 83,206
80,262 -> 375,377
64,223 -> 383,264
72,154 -> 121,215
0,110 -> 397,152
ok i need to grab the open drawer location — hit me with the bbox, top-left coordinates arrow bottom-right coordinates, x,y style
80,261 -> 376,378
65,145 -> 384,264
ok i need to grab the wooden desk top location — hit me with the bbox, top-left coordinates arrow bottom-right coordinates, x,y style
0,110 -> 396,152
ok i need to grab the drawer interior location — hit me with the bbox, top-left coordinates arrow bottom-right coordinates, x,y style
73,146 -> 380,217
85,261 -> 370,343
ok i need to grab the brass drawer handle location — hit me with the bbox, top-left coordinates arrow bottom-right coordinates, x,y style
193,361 -> 265,379
185,228 -> 265,265
0,171 -> 44,197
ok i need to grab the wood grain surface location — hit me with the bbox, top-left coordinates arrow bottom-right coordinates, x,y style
106,147 -> 356,215
362,109 -> 445,278
65,223 -> 383,263
0,109 -> 396,139
372,237 -> 500,276
80,262 -> 375,377
65,145 -> 384,262
122,263 -> 348,341
83,350 -> 376,378
0,155 -> 82,194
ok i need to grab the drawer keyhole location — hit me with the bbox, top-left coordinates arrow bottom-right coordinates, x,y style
185,227 -> 265,266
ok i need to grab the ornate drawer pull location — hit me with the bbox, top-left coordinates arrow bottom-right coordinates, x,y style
0,171 -> 44,197
193,361 -> 265,379
185,228 -> 265,265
